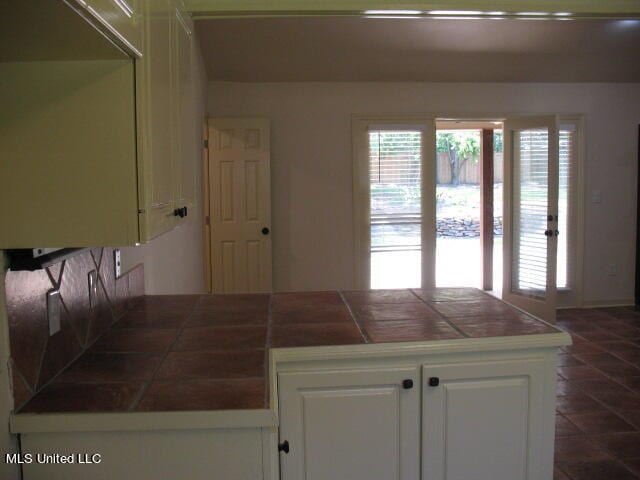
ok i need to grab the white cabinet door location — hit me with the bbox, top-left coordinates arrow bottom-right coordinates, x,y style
422,359 -> 551,480
172,5 -> 195,210
278,367 -> 420,480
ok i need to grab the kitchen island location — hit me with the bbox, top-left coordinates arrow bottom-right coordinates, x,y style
11,288 -> 570,480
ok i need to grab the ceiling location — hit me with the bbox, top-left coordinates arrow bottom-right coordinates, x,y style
195,17 -> 640,82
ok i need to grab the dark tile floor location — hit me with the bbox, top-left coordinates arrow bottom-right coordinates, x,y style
554,306 -> 640,480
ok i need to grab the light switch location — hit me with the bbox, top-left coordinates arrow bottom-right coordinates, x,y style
88,270 -> 98,307
592,190 -> 602,204
47,290 -> 62,336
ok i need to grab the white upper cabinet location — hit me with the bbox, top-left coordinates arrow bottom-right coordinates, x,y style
136,0 -> 196,241
173,6 -> 197,210
76,0 -> 143,56
0,0 -> 197,247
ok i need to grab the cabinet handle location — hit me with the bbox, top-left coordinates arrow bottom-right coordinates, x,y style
402,379 -> 414,389
173,207 -> 188,218
428,377 -> 440,387
278,440 -> 290,454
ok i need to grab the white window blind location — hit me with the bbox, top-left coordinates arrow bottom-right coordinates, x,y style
513,129 -> 549,297
557,127 -> 576,289
368,130 -> 422,251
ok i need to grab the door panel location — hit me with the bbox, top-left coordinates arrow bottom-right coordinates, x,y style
422,359 -> 549,480
503,116 -> 559,322
209,118 -> 272,293
279,367 -> 420,480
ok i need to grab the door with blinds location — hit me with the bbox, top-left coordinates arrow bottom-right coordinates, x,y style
502,116 -> 559,322
353,117 -> 436,290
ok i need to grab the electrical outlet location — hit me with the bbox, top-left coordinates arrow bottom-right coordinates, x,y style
608,263 -> 618,276
47,290 -> 62,336
114,249 -> 122,277
88,270 -> 98,307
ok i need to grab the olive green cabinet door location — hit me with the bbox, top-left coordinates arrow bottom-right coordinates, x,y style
173,6 -> 196,212
137,0 -> 177,240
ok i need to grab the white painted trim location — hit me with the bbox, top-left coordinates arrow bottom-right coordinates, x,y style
10,409 -> 277,434
580,298 -> 635,308
270,332 -> 571,364
185,0 -> 640,17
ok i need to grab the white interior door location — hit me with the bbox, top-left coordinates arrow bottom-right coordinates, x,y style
502,116 -> 559,322
208,118 -> 272,293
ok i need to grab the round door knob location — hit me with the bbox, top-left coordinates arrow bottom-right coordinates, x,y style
261,227 -> 270,235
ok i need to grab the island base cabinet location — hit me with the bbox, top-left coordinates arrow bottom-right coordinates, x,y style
278,367 -> 420,480
19,428 -> 267,480
422,359 -> 553,480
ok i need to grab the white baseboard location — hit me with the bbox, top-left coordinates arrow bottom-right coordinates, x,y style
573,298 -> 636,308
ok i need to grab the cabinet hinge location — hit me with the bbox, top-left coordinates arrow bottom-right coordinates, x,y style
203,139 -> 209,149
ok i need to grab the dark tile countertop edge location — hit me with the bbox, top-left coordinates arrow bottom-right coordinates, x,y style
13,288 -> 569,420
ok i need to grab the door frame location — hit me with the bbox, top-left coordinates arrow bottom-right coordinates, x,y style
352,112 -> 584,308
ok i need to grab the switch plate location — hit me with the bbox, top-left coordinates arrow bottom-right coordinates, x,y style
592,190 -> 602,204
608,263 -> 618,276
88,270 -> 98,307
114,249 -> 122,277
47,289 -> 62,336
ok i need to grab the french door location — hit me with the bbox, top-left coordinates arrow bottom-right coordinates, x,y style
502,116 -> 559,322
352,115 -> 436,290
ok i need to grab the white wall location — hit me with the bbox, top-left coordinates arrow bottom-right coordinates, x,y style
121,32 -> 209,295
208,82 -> 640,304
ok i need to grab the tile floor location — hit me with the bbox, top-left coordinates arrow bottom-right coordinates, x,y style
554,306 -> 640,480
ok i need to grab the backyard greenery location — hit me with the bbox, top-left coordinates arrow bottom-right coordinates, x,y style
436,131 -> 480,185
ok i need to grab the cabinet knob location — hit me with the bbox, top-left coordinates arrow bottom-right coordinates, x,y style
428,377 -> 440,387
278,440 -> 290,454
402,379 -> 414,389
544,229 -> 553,237
262,227 -> 270,235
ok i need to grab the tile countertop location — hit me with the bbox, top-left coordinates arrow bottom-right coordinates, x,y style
17,288 -> 561,415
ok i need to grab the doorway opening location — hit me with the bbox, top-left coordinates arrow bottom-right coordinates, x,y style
435,120 -> 503,291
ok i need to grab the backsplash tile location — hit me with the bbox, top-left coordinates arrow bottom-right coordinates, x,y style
5,269 -> 53,389
5,247 -> 144,410
59,250 -> 96,347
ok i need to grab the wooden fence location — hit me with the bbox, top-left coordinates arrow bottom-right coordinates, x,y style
437,152 -> 503,185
